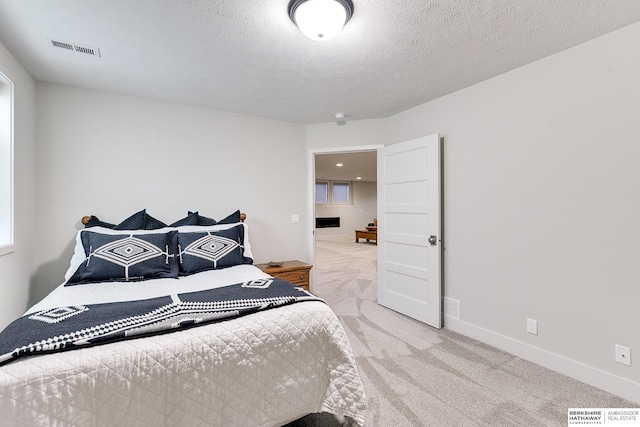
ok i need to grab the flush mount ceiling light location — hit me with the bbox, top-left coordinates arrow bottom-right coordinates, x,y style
288,0 -> 354,41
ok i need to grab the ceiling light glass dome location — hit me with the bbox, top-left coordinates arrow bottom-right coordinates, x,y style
288,0 -> 354,41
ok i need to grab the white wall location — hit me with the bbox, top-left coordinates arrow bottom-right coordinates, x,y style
306,118 -> 388,149
31,83 -> 308,305
0,42 -> 36,330
315,180 -> 377,237
306,22 -> 640,402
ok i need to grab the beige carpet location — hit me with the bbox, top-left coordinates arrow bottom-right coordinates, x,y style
310,235 -> 634,427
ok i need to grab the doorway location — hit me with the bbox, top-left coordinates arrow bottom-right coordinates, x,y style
307,146 -> 382,292
308,134 -> 443,329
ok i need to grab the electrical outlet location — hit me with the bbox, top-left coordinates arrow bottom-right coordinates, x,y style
615,344 -> 631,366
527,318 -> 538,335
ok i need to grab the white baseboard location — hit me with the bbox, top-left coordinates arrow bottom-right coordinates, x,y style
444,316 -> 640,405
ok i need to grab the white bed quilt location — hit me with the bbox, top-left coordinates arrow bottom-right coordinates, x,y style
0,300 -> 366,426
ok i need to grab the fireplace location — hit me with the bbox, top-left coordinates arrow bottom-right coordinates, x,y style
316,217 -> 340,228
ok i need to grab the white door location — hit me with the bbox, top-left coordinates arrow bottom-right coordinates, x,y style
377,134 -> 442,328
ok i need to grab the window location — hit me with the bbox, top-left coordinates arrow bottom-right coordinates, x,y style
0,71 -> 13,256
315,180 -> 352,205
315,181 -> 329,204
332,182 -> 351,204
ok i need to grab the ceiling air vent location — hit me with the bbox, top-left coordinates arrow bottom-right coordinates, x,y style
48,38 -> 101,57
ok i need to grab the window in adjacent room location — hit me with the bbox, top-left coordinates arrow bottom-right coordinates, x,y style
332,182 -> 351,204
0,71 -> 13,256
315,180 -> 352,205
315,181 -> 329,204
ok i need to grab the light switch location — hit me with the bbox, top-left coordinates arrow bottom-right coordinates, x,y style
291,214 -> 300,224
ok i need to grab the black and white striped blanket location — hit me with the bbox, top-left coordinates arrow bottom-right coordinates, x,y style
0,278 -> 321,366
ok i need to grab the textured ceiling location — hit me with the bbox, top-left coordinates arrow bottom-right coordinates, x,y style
1,1 -> 640,124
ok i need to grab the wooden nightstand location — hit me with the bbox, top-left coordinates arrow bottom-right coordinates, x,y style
254,260 -> 312,291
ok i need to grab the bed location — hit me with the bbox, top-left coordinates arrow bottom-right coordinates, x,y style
0,210 -> 367,426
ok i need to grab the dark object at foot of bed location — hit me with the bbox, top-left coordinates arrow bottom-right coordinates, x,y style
284,412 -> 344,427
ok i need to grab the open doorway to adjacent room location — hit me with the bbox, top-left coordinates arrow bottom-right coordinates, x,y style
310,149 -> 379,299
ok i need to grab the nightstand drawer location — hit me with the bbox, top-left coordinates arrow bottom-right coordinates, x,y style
274,270 -> 309,286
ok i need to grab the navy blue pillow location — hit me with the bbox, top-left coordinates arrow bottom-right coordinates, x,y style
178,224 -> 245,275
84,216 -> 116,229
114,209 -> 167,230
144,214 -> 167,230
169,211 -> 218,227
218,210 -> 241,224
169,212 -> 199,227
191,211 -> 218,226
66,230 -> 179,285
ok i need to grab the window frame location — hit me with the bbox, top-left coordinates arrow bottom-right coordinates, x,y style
315,180 -> 353,206
0,70 -> 14,257
315,181 -> 329,204
331,181 -> 352,205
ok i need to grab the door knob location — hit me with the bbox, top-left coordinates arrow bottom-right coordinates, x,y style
428,235 -> 438,246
